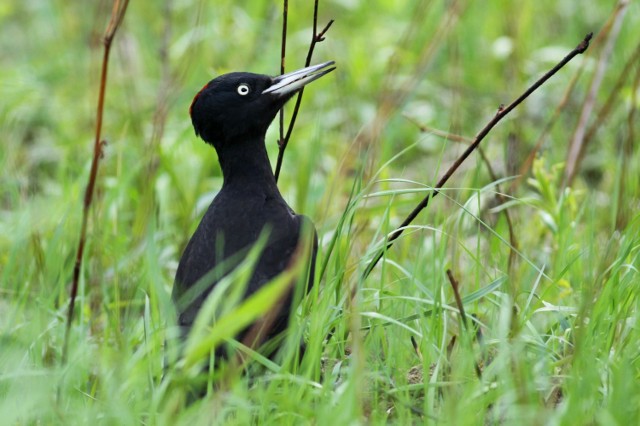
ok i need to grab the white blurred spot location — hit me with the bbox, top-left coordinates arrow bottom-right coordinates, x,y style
492,36 -> 513,59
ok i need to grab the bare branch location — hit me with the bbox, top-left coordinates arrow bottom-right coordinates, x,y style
277,0 -> 288,153
274,0 -> 333,182
62,0 -> 130,366
405,119 -> 519,271
362,33 -> 593,280
446,269 -> 482,378
564,1 -> 628,187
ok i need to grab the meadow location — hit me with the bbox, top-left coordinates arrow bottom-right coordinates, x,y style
1,0 -> 639,424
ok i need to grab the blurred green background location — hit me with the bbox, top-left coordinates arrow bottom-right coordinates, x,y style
1,0 -> 639,424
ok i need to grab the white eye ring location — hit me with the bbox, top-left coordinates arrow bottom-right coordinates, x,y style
237,83 -> 250,96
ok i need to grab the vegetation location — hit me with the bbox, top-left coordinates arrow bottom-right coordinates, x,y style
1,0 -> 639,424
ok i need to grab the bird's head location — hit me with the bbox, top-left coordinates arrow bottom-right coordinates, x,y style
189,61 -> 335,147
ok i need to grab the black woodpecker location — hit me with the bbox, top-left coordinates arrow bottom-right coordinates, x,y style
173,61 -> 335,362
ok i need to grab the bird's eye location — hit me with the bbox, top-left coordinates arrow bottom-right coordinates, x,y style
237,83 -> 250,96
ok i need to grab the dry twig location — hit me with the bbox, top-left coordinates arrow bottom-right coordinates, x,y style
274,0 -> 334,182
362,33 -> 593,280
405,119 -> 519,271
446,269 -> 482,379
62,0 -> 130,365
564,1 -> 628,187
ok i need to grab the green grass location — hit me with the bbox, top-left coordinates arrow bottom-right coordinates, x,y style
2,0 -> 640,424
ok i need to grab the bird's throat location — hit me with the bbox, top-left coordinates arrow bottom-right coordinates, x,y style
216,136 -> 279,193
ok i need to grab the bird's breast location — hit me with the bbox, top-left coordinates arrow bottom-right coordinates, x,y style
206,190 -> 297,248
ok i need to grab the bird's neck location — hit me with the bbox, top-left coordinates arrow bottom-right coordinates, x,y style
216,135 -> 279,194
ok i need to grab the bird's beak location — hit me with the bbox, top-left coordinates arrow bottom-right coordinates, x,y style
263,61 -> 336,97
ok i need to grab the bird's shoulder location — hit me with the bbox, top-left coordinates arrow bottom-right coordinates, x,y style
204,189 -> 294,227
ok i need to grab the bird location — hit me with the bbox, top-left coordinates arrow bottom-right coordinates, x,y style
172,61 -> 335,366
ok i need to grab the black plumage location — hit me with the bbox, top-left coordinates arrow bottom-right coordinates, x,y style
173,61 -> 335,362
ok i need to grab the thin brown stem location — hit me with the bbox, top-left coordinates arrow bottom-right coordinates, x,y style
446,269 -> 482,379
274,0 -> 333,182
582,39 -> 640,151
446,270 -> 468,329
277,0 -> 288,154
564,1 -> 628,187
509,67 -> 583,192
405,119 -> 519,271
62,0 -> 130,366
362,33 -> 593,280
616,53 -> 640,229
511,11 -> 616,193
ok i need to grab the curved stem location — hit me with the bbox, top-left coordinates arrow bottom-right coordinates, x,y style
361,33 -> 593,280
